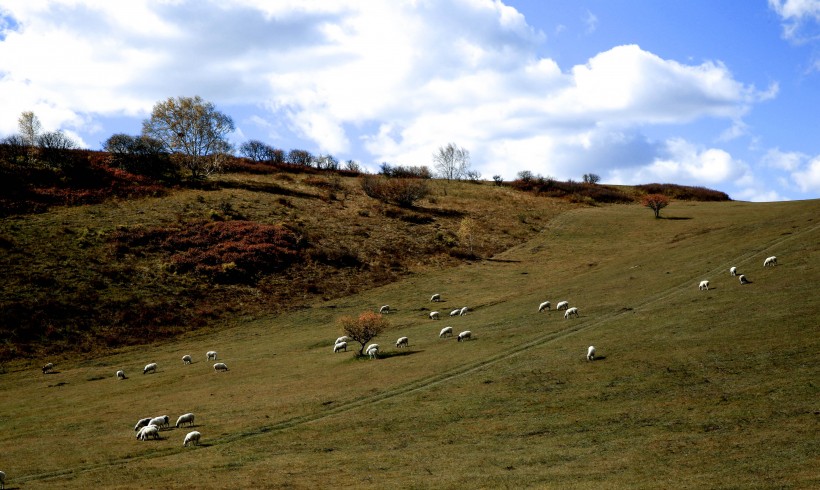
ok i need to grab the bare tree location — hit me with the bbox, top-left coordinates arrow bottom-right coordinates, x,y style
142,96 -> 234,179
583,173 -> 601,184
18,111 -> 42,147
239,140 -> 275,162
37,130 -> 78,169
338,311 -> 389,356
433,143 -> 470,181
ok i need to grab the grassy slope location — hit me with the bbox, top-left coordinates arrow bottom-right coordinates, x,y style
0,198 -> 818,488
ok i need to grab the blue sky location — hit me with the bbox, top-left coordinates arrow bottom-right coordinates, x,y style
1,0 -> 819,201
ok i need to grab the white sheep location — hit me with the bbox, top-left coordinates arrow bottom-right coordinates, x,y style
396,336 -> 409,348
430,311 -> 440,320
333,341 -> 347,353
556,301 -> 569,311
176,413 -> 195,428
739,274 -> 750,285
365,343 -> 379,359
116,370 -> 126,380
430,293 -> 441,302
143,362 -> 157,374
439,326 -> 453,338
698,280 -> 709,291
134,417 -> 152,432
587,345 -> 596,361
764,256 -> 777,267
729,266 -> 737,276
148,415 -> 170,429
450,308 -> 461,317
137,425 -> 160,441
538,301 -> 551,312
457,330 -> 472,342
183,430 -> 201,447
0,470 -> 5,489
335,336 -> 349,345
379,305 -> 390,314
564,307 -> 580,319
459,306 -> 468,316
206,351 -> 218,361
182,354 -> 192,365
213,362 -> 229,372
41,362 -> 54,374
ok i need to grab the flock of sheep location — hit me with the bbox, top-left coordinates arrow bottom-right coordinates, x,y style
699,255 -> 777,291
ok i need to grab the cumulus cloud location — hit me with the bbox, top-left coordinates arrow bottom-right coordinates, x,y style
768,0 -> 820,42
791,155 -> 820,192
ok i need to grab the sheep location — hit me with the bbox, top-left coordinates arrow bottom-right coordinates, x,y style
538,301 -> 551,312
739,274 -> 750,285
0,470 -> 5,489
213,362 -> 229,372
206,351 -> 218,361
379,305 -> 390,314
430,311 -> 440,320
459,306 -> 468,316
42,362 -> 54,374
457,330 -> 472,342
176,413 -> 195,428
183,430 -> 201,447
439,326 -> 453,338
729,266 -> 737,276
333,341 -> 347,353
450,308 -> 461,317
564,307 -> 580,319
335,336 -> 349,345
430,293 -> 441,302
116,370 -> 127,380
148,415 -> 170,429
137,425 -> 160,441
182,354 -> 192,365
396,336 -> 409,348
143,362 -> 157,375
366,343 -> 379,359
764,256 -> 777,267
134,417 -> 152,431
587,345 -> 596,361
556,301 -> 569,311
698,280 -> 709,291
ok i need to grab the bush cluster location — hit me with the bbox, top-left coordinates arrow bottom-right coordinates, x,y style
509,177 -> 633,204
360,175 -> 430,208
635,183 -> 730,201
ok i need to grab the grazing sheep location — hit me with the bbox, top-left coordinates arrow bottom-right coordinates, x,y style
430,293 -> 441,302
0,470 -> 5,489
430,311 -> 440,320
538,301 -> 551,312
587,345 -> 596,361
396,336 -> 409,348
556,301 -> 569,311
213,362 -> 229,372
143,362 -> 157,375
134,417 -> 152,432
183,431 -> 201,447
42,362 -> 54,374
564,307 -> 580,319
137,425 -> 160,441
333,341 -> 347,353
729,266 -> 737,276
439,326 -> 453,338
116,370 -> 126,380
379,305 -> 390,314
148,415 -> 170,429
206,351 -> 218,361
698,280 -> 709,291
176,413 -> 195,428
450,308 -> 461,317
764,256 -> 777,267
739,274 -> 750,285
459,306 -> 468,316
457,330 -> 472,342
335,336 -> 349,345
366,344 -> 380,359
182,355 -> 192,365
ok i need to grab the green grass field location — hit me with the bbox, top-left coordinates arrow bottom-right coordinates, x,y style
1,198 -> 818,488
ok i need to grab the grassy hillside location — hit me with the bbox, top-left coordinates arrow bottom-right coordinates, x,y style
0,198 -> 817,488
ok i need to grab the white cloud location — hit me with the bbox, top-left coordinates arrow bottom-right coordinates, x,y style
768,0 -> 820,42
791,155 -> 820,192
762,147 -> 807,170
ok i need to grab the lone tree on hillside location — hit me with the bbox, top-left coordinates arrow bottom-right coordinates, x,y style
339,311 -> 389,356
142,95 -> 234,179
642,193 -> 671,219
433,142 -> 470,181
583,173 -> 601,184
18,111 -> 42,147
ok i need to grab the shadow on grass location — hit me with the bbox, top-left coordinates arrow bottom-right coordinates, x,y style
591,355 -> 607,361
215,179 -> 320,199
661,216 -> 693,220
